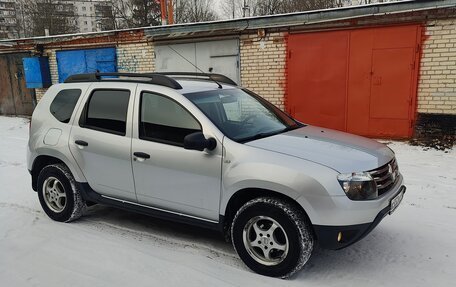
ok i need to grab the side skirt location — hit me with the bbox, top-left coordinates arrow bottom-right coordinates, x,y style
76,182 -> 225,233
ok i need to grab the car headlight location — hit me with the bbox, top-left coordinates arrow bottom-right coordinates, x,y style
337,172 -> 378,200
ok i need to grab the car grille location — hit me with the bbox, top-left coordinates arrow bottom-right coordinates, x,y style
368,158 -> 399,196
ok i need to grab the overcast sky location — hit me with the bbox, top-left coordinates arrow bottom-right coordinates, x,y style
214,0 -> 229,20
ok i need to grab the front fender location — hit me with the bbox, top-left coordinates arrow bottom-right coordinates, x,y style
219,138 -> 342,220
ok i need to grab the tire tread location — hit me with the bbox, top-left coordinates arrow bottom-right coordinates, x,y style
231,197 -> 313,278
38,164 -> 86,222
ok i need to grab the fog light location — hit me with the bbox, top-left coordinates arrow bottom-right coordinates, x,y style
337,232 -> 342,242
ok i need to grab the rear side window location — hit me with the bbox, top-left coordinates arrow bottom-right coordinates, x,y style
140,92 -> 201,146
50,89 -> 81,123
80,89 -> 130,136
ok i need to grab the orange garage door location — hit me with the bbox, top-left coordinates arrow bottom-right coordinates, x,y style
287,25 -> 422,138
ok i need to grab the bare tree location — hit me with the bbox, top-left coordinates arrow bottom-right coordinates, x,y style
280,0 -> 336,12
174,0 -> 191,23
21,0 -> 78,37
111,0 -> 161,28
0,31 -> 8,40
221,0 -> 259,18
256,0 -> 282,15
175,0 -> 218,23
222,0 -> 337,18
94,1 -> 117,31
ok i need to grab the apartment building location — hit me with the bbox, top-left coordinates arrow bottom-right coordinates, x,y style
0,0 -> 18,38
0,0 -> 115,39
73,0 -> 115,32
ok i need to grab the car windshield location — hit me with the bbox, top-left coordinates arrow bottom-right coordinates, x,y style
184,88 -> 302,142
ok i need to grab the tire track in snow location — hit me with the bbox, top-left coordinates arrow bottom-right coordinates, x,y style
78,218 -> 243,268
0,202 -> 42,215
0,201 -> 245,271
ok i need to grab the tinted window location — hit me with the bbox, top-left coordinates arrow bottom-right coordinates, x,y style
140,92 -> 201,146
50,89 -> 81,123
82,90 -> 130,135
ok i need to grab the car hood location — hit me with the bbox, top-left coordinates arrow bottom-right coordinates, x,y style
246,125 -> 394,173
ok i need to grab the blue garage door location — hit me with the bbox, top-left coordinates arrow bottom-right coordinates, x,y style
56,47 -> 117,82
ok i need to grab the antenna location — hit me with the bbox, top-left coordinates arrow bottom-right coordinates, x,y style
166,45 -> 223,89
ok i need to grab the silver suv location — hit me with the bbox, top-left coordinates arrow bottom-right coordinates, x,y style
27,72 -> 405,278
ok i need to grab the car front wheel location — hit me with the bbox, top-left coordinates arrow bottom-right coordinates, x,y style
231,197 -> 314,278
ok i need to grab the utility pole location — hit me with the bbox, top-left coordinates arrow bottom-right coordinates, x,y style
160,0 -> 174,25
167,0 -> 174,24
242,0 -> 250,17
194,0 -> 198,21
160,0 -> 167,25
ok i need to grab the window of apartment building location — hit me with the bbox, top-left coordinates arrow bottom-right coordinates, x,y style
82,6 -> 86,11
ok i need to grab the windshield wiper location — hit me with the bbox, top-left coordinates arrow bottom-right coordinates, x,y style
239,126 -> 298,143
238,131 -> 278,143
280,125 -> 300,133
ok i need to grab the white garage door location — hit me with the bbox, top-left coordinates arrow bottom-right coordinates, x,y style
155,39 -> 240,84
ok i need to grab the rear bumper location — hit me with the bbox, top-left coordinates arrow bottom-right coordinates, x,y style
313,185 -> 406,250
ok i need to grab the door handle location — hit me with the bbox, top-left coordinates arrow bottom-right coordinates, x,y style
133,152 -> 150,160
75,140 -> 88,147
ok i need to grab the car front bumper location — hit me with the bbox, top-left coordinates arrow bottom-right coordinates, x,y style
313,185 -> 406,250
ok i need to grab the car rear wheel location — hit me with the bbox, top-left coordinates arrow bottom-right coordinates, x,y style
231,197 -> 314,278
37,164 -> 86,222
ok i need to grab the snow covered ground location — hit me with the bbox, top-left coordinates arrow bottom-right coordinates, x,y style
0,116 -> 455,287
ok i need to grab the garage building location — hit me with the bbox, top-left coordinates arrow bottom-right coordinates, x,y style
0,0 -> 455,139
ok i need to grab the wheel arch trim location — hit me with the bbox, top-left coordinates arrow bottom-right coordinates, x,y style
30,151 -> 86,191
221,187 -> 315,237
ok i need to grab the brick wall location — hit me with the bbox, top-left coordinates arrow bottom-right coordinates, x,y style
117,42 -> 155,73
240,32 -> 287,110
418,18 -> 456,114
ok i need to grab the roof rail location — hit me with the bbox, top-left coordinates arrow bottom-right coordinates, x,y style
64,72 -> 183,89
158,72 -> 237,86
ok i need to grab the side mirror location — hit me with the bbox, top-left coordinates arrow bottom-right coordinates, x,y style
184,132 -> 217,151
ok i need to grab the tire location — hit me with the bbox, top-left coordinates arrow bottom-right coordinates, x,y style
37,164 -> 86,222
231,197 -> 314,278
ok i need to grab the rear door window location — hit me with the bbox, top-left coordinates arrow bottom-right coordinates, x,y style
50,89 -> 82,123
80,89 -> 130,136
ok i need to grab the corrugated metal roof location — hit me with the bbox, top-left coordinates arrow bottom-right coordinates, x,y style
0,0 -> 455,45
